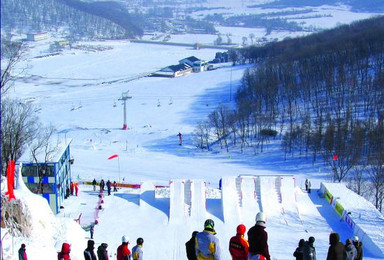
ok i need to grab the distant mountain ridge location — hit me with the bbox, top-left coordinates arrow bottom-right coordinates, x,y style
57,0 -> 143,38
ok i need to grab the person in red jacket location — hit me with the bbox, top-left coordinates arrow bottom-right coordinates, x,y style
58,242 -> 71,260
117,235 -> 131,260
229,224 -> 249,260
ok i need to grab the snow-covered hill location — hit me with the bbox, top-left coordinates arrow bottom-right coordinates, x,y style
2,38 -> 384,260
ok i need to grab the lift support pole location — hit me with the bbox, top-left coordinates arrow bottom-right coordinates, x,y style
118,91 -> 132,130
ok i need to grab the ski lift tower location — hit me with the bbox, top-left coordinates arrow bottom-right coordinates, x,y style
118,91 -> 132,130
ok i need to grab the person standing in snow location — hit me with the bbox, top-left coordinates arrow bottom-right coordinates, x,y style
177,132 -> 183,145
113,181 -> 118,192
18,244 -> 27,260
293,239 -> 305,260
97,243 -> 109,260
117,235 -> 131,260
106,180 -> 112,195
84,240 -> 97,260
305,179 -> 312,193
74,182 -> 79,196
303,236 -> 316,260
58,242 -> 71,260
132,237 -> 144,260
345,239 -> 357,260
90,224 -> 94,239
195,219 -> 221,260
92,178 -> 97,191
247,212 -> 270,260
353,236 -> 363,260
326,232 -> 346,260
186,231 -> 198,260
100,179 -> 105,192
229,224 -> 249,260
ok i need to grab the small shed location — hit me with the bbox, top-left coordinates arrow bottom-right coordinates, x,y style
26,32 -> 48,41
17,139 -> 73,214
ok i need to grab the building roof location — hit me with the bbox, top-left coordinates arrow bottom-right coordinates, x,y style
179,56 -> 200,63
161,63 -> 192,72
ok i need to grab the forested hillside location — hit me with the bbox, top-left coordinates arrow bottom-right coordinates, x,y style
0,0 -> 139,40
199,16 -> 384,211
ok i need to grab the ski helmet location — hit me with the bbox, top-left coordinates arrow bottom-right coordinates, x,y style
256,212 -> 266,223
204,219 -> 215,229
122,235 -> 129,243
137,237 -> 144,245
237,224 -> 246,235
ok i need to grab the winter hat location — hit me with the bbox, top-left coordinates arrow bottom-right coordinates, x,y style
204,219 -> 215,230
21,244 -> 26,249
236,224 -> 246,235
354,236 -> 359,241
87,240 -> 95,249
256,212 -> 266,223
346,239 -> 352,245
101,243 -> 108,248
122,235 -> 129,243
137,237 -> 144,245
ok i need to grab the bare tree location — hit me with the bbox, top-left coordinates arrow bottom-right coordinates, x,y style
1,38 -> 25,95
1,98 -> 39,175
193,120 -> 211,151
29,124 -> 58,193
368,155 -> 384,212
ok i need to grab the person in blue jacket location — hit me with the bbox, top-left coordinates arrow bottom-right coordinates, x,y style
195,219 -> 221,260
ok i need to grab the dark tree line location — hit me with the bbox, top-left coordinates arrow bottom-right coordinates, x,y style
1,0 -> 132,40
195,16 -> 384,211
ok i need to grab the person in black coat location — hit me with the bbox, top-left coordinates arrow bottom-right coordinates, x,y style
84,240 -> 97,260
185,231 -> 198,260
303,236 -> 316,260
293,239 -> 305,260
326,232 -> 345,260
98,243 -> 109,260
248,212 -> 271,260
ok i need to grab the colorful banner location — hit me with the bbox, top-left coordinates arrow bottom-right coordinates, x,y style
108,154 -> 118,160
5,160 -> 16,201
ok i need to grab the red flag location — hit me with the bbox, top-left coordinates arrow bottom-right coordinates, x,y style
332,155 -> 339,160
5,160 -> 16,201
108,154 -> 118,160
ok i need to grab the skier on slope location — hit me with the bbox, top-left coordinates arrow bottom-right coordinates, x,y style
195,219 -> 221,260
229,224 -> 249,260
177,132 -> 183,145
